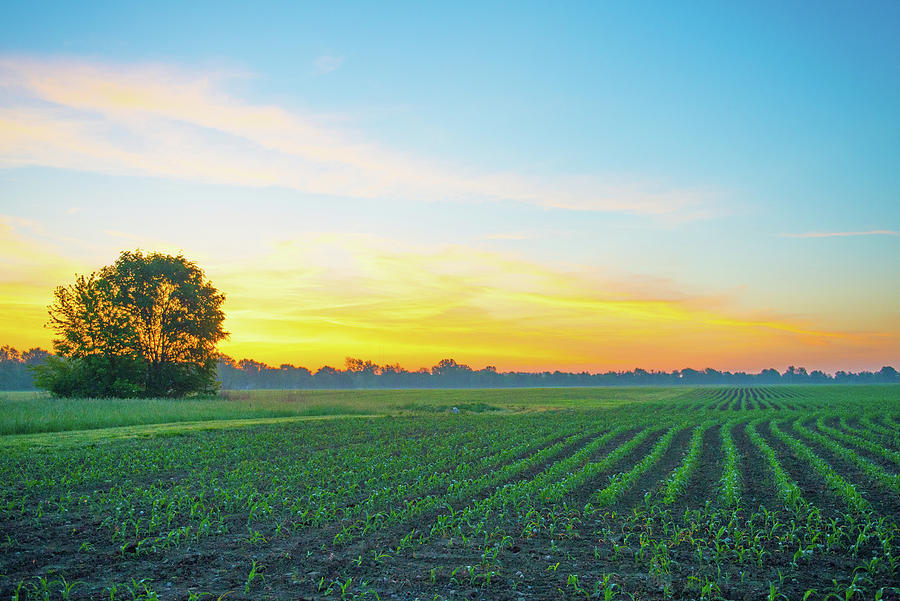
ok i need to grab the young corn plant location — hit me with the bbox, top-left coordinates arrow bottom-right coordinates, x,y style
719,421 -> 741,507
662,423 -> 708,504
595,426 -> 683,507
769,420 -> 869,513
745,420 -> 803,508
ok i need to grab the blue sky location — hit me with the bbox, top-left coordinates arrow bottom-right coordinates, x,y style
1,1 -> 898,370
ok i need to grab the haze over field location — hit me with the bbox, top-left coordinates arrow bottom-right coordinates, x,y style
1,2 -> 898,372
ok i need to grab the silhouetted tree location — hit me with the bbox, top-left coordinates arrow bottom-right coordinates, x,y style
0,345 -> 45,389
759,368 -> 781,384
314,365 -> 350,388
346,357 -> 380,387
878,366 -> 900,383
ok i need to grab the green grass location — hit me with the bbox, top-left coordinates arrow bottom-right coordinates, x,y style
2,385 -> 896,437
0,413 -> 381,449
0,392 -> 371,436
0,386 -> 683,436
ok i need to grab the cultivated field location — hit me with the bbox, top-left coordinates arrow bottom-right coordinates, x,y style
1,386 -> 899,600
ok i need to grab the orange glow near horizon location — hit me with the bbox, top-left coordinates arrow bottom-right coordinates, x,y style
0,223 -> 896,374
177,236 -> 898,373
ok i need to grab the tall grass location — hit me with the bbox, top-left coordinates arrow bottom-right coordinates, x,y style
13,384 -> 844,436
0,387 -> 672,435
0,393 -> 369,435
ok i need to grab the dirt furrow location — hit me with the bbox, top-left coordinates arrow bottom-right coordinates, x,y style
671,424 -> 722,511
616,426 -> 694,508
730,420 -> 779,509
793,421 -> 900,517
758,421 -> 844,518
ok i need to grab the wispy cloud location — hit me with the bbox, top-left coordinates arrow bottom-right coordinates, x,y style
782,230 -> 899,239
483,233 -> 533,241
313,55 -> 343,74
0,55 -> 716,218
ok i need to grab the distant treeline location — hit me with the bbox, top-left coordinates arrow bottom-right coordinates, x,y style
217,355 -> 900,389
0,346 -> 51,390
2,345 -> 898,391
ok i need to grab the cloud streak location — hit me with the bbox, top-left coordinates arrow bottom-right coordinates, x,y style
0,55 -> 715,217
483,233 -> 533,241
782,230 -> 899,239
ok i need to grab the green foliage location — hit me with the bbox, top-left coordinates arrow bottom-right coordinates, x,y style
34,250 -> 226,398
770,420 -> 870,512
595,425 -> 681,507
746,419 -> 804,507
719,421 -> 741,507
662,422 -> 708,504
31,355 -> 145,398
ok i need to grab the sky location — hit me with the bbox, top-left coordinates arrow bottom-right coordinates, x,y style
1,1 -> 898,373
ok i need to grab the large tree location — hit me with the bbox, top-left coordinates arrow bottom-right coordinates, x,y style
35,250 -> 227,397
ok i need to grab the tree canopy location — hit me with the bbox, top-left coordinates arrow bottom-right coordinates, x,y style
34,250 -> 227,397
